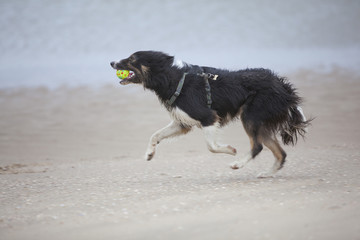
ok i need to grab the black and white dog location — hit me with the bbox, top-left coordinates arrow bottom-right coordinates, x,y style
110,51 -> 311,177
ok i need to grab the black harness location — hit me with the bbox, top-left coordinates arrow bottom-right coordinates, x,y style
198,72 -> 218,108
165,73 -> 188,107
165,71 -> 218,109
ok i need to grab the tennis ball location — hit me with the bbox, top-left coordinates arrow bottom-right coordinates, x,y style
116,70 -> 129,79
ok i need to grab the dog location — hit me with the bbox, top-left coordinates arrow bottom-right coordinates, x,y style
110,51 -> 311,177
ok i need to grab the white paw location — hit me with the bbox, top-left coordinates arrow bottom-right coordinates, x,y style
145,151 -> 155,161
230,161 -> 244,170
227,145 -> 237,156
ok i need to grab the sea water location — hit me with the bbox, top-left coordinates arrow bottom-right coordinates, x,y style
0,0 -> 359,89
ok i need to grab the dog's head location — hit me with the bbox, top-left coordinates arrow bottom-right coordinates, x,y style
110,51 -> 174,86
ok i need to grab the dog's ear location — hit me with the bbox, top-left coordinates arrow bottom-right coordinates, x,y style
149,54 -> 174,73
159,54 -> 174,66
167,55 -> 174,62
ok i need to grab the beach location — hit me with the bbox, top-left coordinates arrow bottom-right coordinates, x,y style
1,68 -> 360,239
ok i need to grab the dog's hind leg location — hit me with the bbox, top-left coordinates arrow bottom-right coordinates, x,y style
257,135 -> 287,178
203,122 -> 237,155
145,121 -> 191,161
230,118 -> 263,170
230,136 -> 263,170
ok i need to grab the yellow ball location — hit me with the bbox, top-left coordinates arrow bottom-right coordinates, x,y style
116,70 -> 129,79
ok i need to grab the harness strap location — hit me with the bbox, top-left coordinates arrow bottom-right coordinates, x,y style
165,72 -> 218,109
204,78 -> 212,108
197,73 -> 218,108
165,72 -> 187,107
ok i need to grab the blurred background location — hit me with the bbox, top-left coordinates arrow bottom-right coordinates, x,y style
1,2 -> 360,239
0,0 -> 359,88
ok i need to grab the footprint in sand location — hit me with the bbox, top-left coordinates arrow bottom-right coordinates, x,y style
0,163 -> 48,174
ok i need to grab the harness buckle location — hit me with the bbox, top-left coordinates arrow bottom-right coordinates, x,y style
198,73 -> 219,81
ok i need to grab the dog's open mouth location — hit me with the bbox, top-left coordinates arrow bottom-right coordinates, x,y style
119,71 -> 135,85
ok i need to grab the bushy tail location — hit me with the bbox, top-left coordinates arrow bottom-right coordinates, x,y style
280,106 -> 312,145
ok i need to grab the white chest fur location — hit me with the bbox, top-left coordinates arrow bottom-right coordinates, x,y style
170,107 -> 201,128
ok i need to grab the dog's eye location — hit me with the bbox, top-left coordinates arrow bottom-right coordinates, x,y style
129,55 -> 136,62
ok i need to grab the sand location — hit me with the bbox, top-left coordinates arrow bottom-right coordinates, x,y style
1,68 -> 360,240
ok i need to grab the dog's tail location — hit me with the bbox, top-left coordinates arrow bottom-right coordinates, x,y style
280,106 -> 312,145
269,77 -> 312,146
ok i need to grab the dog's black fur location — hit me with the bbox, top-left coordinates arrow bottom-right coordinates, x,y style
111,51 -> 311,176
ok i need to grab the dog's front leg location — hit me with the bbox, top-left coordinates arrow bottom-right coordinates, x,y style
145,121 -> 191,161
203,123 -> 237,155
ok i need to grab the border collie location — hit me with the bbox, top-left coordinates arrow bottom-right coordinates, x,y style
110,51 -> 311,177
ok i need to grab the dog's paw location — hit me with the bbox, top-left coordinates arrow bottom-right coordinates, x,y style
145,151 -> 155,161
227,145 -> 237,156
230,161 -> 243,170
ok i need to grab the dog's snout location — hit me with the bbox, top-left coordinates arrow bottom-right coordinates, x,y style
110,61 -> 116,68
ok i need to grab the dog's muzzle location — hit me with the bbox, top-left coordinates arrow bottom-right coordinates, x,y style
110,61 -> 117,69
